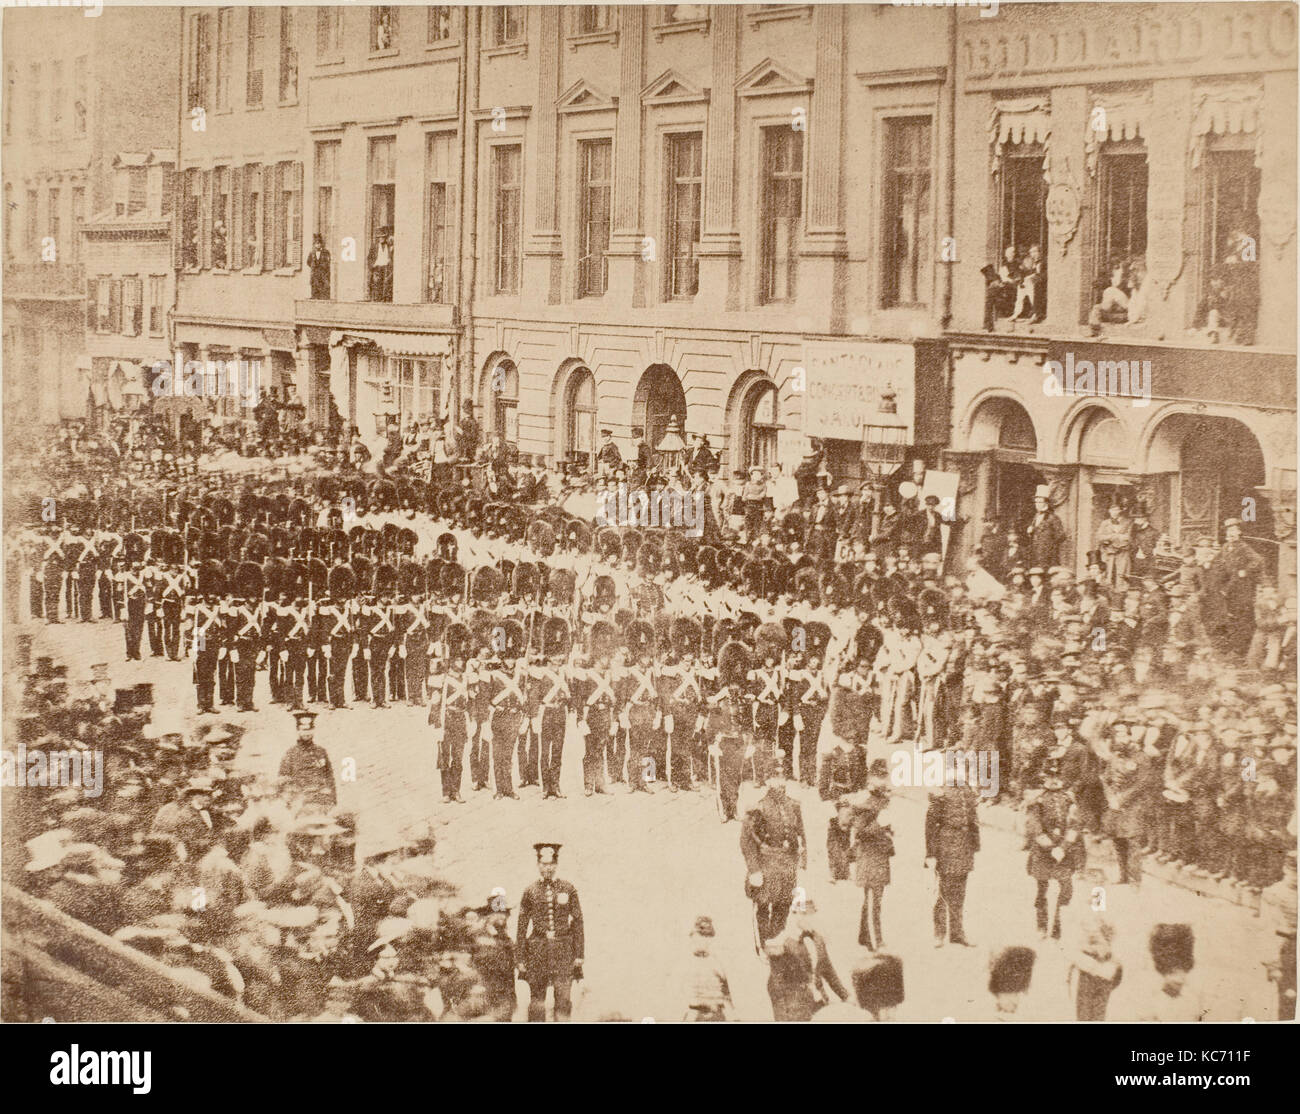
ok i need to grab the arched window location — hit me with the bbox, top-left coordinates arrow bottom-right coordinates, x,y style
489,359 -> 518,445
565,367 -> 597,471
742,381 -> 779,471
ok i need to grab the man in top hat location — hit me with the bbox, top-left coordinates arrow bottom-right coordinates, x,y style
278,710 -> 337,810
1025,486 -> 1066,570
1129,500 -> 1160,580
516,842 -> 584,1021
1024,756 -> 1085,940
1208,518 -> 1265,656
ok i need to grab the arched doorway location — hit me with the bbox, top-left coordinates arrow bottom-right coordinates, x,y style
739,379 -> 780,472
1147,413 -> 1271,565
481,357 -> 518,445
563,366 -> 597,473
632,364 -> 686,458
1067,406 -> 1137,560
969,396 -> 1042,534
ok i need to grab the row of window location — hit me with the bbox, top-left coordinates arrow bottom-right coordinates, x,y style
5,183 -> 87,266
996,138 -> 1260,332
4,56 -> 88,141
188,6 -> 704,107
484,119 -> 928,308
86,275 -> 167,338
179,162 -> 302,273
189,7 -> 299,112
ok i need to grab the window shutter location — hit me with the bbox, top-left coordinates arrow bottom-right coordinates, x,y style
200,169 -> 212,269
230,166 -> 243,269
86,279 -> 95,329
109,278 -> 121,333
264,162 -> 278,270
291,161 -> 304,267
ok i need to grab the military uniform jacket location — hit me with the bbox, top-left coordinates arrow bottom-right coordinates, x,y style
742,794 -> 806,904
924,787 -> 980,875
516,878 -> 584,960
1024,787 -> 1085,879
278,741 -> 337,807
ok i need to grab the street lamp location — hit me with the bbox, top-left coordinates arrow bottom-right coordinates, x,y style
656,414 -> 687,479
861,420 -> 908,539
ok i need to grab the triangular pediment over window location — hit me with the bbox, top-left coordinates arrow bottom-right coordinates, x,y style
641,69 -> 707,106
557,79 -> 616,114
736,58 -> 811,98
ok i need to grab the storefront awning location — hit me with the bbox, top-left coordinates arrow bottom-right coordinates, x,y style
1191,83 -> 1263,168
330,330 -> 452,359
1084,93 -> 1152,176
989,96 -> 1051,177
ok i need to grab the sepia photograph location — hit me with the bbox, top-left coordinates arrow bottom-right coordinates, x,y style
0,0 -> 1296,1053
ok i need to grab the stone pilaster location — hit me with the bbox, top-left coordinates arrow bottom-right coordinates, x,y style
802,2 -> 848,331
697,3 -> 741,310
606,6 -> 647,308
523,5 -> 563,306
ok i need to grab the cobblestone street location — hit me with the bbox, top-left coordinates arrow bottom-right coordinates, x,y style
15,613 -> 1283,1022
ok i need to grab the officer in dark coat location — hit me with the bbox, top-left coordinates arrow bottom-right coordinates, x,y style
516,843 -> 584,1022
741,779 -> 807,944
278,710 -> 337,809
924,783 -> 980,947
1024,757 -> 1085,939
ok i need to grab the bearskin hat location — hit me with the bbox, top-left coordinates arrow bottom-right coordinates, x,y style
672,617 -> 702,659
328,563 -> 356,601
471,565 -> 505,606
988,946 -> 1036,997
547,567 -> 577,608
718,640 -> 753,688
1149,924 -> 1195,975
444,622 -> 473,662
526,519 -> 557,558
587,619 -> 619,661
543,617 -> 571,660
595,527 -> 622,563
196,559 -> 226,598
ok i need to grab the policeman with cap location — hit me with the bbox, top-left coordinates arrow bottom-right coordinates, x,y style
516,842 -> 584,1021
278,710 -> 337,810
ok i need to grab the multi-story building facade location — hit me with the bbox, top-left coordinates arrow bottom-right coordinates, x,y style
172,4 -> 312,426
80,151 -> 177,428
20,4 -> 1292,584
465,3 -> 952,483
944,1 -> 1297,584
294,4 -> 465,437
2,5 -> 179,429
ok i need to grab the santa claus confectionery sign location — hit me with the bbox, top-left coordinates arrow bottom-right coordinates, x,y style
801,341 -> 916,444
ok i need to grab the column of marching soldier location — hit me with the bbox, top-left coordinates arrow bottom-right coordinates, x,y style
9,507 -> 858,815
